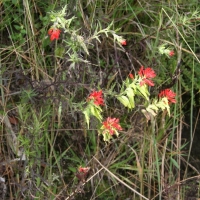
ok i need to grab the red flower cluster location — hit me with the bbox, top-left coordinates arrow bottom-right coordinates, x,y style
169,50 -> 175,57
159,89 -> 176,104
102,117 -> 122,135
48,27 -> 61,41
88,90 -> 104,106
120,39 -> 127,46
138,66 -> 156,86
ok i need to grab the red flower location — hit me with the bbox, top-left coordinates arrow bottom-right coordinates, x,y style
102,117 -> 122,135
78,166 -> 90,173
169,50 -> 175,57
129,73 -> 134,79
48,27 -> 61,41
138,66 -> 156,86
159,89 -> 176,104
88,90 -> 104,106
120,39 -> 127,46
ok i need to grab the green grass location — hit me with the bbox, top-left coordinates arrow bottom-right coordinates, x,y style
0,0 -> 200,199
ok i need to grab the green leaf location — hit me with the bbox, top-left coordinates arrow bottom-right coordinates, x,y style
117,95 -> 131,108
83,108 -> 90,128
55,47 -> 65,58
14,25 -> 21,30
155,102 -> 166,110
102,131 -> 112,142
68,166 -> 77,173
126,87 -> 135,109
137,85 -> 149,101
170,157 -> 180,169
157,97 -> 170,115
147,104 -> 159,113
12,0 -> 18,4
90,106 -> 102,122
129,82 -> 137,90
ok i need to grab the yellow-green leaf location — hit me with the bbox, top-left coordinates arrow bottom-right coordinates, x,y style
83,108 -> 90,128
126,87 -> 135,109
117,95 -> 130,108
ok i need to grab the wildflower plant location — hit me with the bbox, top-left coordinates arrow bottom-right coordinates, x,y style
116,66 -> 156,109
100,117 -> 122,142
82,65 -> 176,141
47,3 -> 176,156
48,5 -> 90,56
48,5 -> 129,60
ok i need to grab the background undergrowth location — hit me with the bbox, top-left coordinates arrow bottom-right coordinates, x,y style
0,0 -> 200,199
